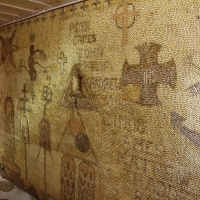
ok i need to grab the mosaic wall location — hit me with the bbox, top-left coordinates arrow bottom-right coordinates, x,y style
0,0 -> 200,199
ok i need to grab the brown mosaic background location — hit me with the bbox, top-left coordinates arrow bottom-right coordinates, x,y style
1,0 -> 200,199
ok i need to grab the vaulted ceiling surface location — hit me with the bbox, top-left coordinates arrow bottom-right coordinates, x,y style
0,0 -> 81,27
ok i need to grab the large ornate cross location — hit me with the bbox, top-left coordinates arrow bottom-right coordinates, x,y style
113,1 -> 139,45
122,42 -> 176,106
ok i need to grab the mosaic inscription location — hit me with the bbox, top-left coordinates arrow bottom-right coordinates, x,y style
70,20 -> 96,45
73,34 -> 96,45
103,112 -> 146,134
132,155 -> 200,199
122,42 -> 176,106
87,77 -> 121,90
77,47 -> 109,72
70,21 -> 90,34
118,135 -> 200,199
70,20 -> 106,74
77,47 -> 103,59
80,60 -> 109,72
96,94 -> 133,109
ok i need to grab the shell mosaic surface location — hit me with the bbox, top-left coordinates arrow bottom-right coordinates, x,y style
0,0 -> 200,199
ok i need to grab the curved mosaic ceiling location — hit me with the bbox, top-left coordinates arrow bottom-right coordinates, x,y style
0,0 -> 82,27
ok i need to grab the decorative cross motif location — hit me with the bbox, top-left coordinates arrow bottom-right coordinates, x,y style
92,0 -> 101,7
41,14 -> 47,22
70,5 -> 77,13
57,52 -> 67,74
59,8 -> 66,18
50,11 -> 56,20
19,84 -> 31,113
113,1 -> 139,45
80,1 -> 88,11
105,0 -> 112,4
122,42 -> 176,106
26,19 -> 31,26
34,17 -> 39,23
20,21 -> 24,26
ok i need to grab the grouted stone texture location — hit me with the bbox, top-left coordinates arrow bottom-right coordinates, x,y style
1,0 -> 200,199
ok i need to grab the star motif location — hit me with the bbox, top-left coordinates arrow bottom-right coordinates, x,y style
0,30 -> 19,71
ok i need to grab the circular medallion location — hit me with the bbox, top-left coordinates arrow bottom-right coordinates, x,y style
75,133 -> 90,153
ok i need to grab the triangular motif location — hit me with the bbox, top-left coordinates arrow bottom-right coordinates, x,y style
61,63 -> 96,111
58,110 -> 98,165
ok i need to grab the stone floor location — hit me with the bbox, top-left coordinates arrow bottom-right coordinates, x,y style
0,175 -> 36,200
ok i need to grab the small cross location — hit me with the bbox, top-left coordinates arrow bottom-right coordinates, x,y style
80,2 -> 88,11
105,0 -> 112,4
92,0 -> 101,7
26,19 -> 31,26
41,14 -> 47,22
113,1 -> 139,45
50,12 -> 56,20
70,5 -> 77,13
60,8 -> 66,18
20,21 -> 24,26
34,17 -> 39,24
57,52 -> 67,74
